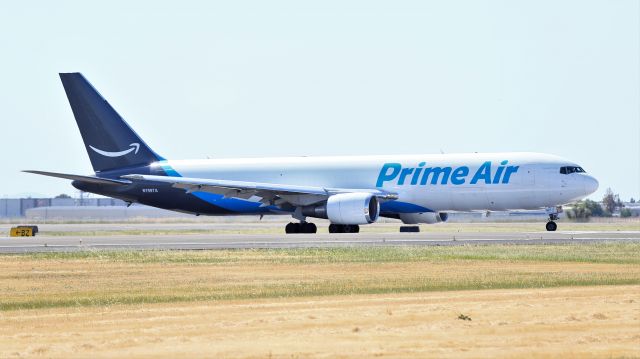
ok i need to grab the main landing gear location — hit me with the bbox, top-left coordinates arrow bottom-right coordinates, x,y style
328,224 -> 360,233
284,222 -> 360,234
285,222 -> 317,234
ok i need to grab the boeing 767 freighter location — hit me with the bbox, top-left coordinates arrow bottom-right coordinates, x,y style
26,73 -> 599,233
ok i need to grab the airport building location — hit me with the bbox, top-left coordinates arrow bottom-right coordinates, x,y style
0,197 -> 124,218
0,197 -> 190,220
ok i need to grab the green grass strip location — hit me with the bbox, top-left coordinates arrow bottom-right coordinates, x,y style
6,242 -> 640,265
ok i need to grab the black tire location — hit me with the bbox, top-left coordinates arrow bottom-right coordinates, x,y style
285,222 -> 300,234
328,224 -> 342,233
545,221 -> 557,232
302,222 -> 317,234
339,225 -> 358,233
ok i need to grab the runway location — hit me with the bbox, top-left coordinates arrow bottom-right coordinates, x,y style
1,230 -> 638,253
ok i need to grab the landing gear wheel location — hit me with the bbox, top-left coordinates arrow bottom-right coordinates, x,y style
301,222 -> 317,234
328,224 -> 360,233
346,225 -> 360,233
286,222 -> 317,234
285,222 -> 301,234
545,221 -> 557,232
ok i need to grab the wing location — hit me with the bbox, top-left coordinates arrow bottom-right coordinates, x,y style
24,170 -> 132,186
121,174 -> 398,207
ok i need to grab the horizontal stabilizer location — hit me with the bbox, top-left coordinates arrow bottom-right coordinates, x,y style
23,170 -> 131,186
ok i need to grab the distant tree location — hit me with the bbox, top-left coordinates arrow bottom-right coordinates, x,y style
566,201 -> 592,221
584,199 -> 605,217
602,188 -> 621,214
55,194 -> 72,199
620,208 -> 633,218
616,195 -> 623,209
630,198 -> 636,204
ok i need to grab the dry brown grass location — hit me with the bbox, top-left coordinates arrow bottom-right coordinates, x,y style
0,245 -> 638,357
1,246 -> 639,310
0,286 -> 638,358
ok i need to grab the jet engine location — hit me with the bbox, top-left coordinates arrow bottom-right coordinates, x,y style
302,193 -> 379,224
399,212 -> 448,224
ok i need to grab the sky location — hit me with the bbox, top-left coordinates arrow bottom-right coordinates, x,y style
0,0 -> 638,201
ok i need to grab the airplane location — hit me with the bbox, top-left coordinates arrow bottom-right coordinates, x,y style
25,73 -> 599,233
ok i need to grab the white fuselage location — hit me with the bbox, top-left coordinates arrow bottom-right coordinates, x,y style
153,152 -> 598,213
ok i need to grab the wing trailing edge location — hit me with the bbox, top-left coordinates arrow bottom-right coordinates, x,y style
23,170 -> 132,186
121,174 -> 398,207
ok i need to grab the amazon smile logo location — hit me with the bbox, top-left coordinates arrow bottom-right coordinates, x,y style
89,143 -> 140,157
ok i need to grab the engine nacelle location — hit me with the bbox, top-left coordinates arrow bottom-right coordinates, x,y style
302,193 -> 379,225
399,212 -> 448,224
327,193 -> 380,224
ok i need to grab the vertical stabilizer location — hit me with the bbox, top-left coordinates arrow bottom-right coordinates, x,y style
59,73 -> 163,172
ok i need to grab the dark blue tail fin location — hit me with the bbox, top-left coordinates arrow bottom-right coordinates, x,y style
59,73 -> 163,173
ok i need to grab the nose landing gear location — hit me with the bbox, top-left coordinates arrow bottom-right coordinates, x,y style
545,209 -> 560,232
545,220 -> 557,232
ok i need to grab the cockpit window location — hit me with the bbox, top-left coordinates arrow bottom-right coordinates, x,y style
560,166 -> 585,174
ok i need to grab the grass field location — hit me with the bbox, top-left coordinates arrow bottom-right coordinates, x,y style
1,243 -> 639,311
1,242 -> 638,357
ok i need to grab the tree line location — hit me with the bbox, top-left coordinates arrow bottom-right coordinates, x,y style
566,188 -> 637,220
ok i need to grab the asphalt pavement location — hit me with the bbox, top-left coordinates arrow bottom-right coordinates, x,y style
1,230 -> 638,253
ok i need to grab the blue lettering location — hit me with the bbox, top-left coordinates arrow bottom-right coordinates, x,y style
502,165 -> 519,183
377,161 -> 517,187
451,166 -> 469,185
470,161 -> 492,184
376,163 -> 401,187
421,167 -> 452,185
398,167 -> 414,185
492,160 -> 508,184
410,162 -> 426,185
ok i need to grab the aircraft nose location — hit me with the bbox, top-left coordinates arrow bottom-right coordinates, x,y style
584,175 -> 599,195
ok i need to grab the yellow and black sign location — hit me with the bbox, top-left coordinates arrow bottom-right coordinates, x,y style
9,226 -> 38,237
